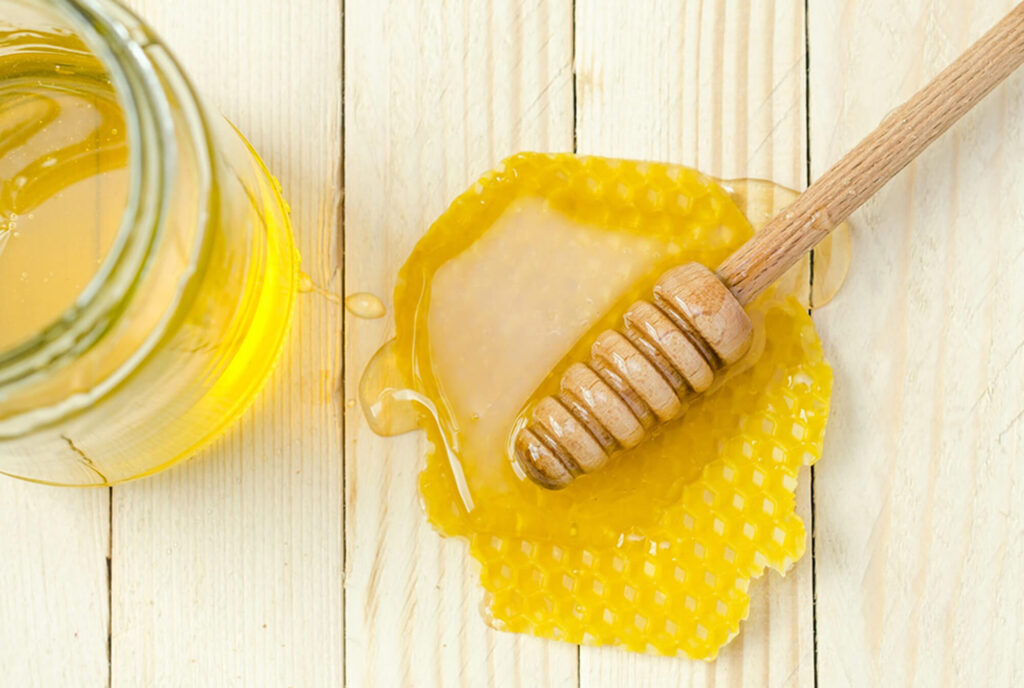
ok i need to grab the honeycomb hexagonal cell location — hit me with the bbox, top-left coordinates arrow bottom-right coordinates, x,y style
361,153 -> 833,659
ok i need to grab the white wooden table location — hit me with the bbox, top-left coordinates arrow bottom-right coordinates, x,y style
2,1 -> 1023,685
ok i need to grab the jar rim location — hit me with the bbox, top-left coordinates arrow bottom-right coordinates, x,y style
0,0 -> 206,392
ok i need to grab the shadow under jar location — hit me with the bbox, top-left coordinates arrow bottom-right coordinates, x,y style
0,0 -> 298,485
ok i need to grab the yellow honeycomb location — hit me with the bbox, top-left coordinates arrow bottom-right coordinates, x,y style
377,153 -> 831,659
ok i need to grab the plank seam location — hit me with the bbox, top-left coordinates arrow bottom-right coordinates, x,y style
107,487 -> 112,688
572,0 -> 579,157
571,0 -> 580,684
804,2 -> 820,687
340,0 -> 348,685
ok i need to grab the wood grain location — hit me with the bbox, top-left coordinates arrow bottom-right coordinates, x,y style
0,485 -> 108,686
574,1 -> 814,685
811,0 -> 1024,685
721,1 -> 1024,304
5,2 -> 1023,686
522,2 -> 1024,493
343,2 -> 578,686
111,1 -> 343,685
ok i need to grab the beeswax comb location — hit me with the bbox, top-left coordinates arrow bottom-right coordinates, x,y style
515,2 -> 1024,488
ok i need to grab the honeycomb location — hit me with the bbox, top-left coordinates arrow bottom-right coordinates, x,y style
367,153 -> 832,659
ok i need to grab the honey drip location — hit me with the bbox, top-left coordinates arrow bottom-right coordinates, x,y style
359,154 -> 841,658
345,292 -> 386,319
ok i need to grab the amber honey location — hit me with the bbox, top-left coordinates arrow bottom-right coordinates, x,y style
361,154 -> 846,658
0,9 -> 297,485
0,41 -> 126,351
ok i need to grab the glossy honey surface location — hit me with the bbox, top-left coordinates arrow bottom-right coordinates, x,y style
362,153 -> 833,658
0,27 -> 127,351
0,26 -> 298,485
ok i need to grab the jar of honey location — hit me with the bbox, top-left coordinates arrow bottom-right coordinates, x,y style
0,0 -> 298,485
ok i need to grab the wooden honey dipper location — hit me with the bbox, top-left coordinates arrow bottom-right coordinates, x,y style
514,2 -> 1024,489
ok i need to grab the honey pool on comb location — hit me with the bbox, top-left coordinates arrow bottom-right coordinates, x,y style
360,153 -> 846,659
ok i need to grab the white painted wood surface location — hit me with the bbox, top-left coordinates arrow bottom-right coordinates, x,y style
0,486 -> 108,686
343,2 -> 579,686
811,1 -> 1024,686
110,1 -> 344,685
1,1 -> 1022,686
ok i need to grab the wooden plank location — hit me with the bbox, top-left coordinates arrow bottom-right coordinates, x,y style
574,1 -> 814,686
810,1 -> 1024,685
0,485 -> 109,686
112,1 -> 343,685
342,2 -> 578,686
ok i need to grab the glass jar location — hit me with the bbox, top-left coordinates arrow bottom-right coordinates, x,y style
0,0 -> 298,485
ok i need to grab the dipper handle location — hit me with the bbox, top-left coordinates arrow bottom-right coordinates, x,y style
514,2 -> 1024,488
720,1 -> 1024,303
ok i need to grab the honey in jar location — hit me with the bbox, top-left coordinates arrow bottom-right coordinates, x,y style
0,1 -> 297,485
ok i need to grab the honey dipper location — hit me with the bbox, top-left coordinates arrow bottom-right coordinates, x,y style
514,2 -> 1024,489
